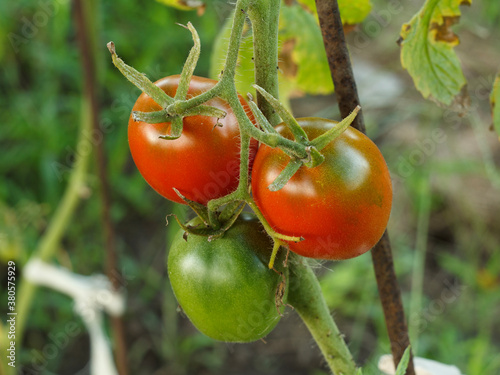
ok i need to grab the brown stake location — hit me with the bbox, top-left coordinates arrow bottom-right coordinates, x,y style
314,0 -> 415,373
73,1 -> 129,374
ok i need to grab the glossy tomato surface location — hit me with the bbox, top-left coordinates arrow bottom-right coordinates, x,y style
251,118 -> 393,260
168,214 -> 287,342
128,75 -> 257,205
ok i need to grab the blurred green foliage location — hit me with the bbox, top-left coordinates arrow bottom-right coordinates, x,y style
1,0 -> 499,374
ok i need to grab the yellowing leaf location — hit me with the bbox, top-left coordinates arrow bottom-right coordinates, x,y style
156,0 -> 203,11
297,0 -> 372,25
338,0 -> 372,25
399,0 -> 471,105
491,72 -> 500,140
279,5 -> 334,95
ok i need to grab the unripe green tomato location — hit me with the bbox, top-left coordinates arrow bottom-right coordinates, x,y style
168,214 -> 287,342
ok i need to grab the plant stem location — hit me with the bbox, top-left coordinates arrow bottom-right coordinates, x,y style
220,0 -> 253,82
314,1 -> 414,371
246,1 -> 359,373
288,254 -> 358,375
74,0 -> 129,373
248,0 -> 282,125
409,172 -> 431,354
15,96 -> 93,359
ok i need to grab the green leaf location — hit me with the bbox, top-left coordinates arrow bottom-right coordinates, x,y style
491,72 -> 500,141
395,346 -> 412,375
279,5 -> 334,95
399,0 -> 472,105
297,0 -> 372,25
155,0 -> 203,11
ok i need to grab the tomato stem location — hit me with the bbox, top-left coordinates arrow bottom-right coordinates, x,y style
247,0 -> 281,125
288,254 -> 359,374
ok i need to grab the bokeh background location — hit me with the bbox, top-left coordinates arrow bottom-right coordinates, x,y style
1,0 -> 499,374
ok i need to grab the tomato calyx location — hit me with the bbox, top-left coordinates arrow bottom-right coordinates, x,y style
169,188 -> 247,241
108,23 -> 226,141
250,85 -> 362,191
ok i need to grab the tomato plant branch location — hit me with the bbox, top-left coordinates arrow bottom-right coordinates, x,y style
288,254 -> 358,374
14,70 -> 94,365
219,0 -> 253,81
247,0 -> 281,125
74,1 -> 129,373
315,0 -> 414,372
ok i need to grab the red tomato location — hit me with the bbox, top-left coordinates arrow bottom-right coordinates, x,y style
251,118 -> 392,260
128,75 -> 257,205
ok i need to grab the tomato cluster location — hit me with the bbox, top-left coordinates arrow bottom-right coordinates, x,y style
128,75 -> 392,342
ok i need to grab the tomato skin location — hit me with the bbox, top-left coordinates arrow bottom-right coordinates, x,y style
167,214 -> 286,342
251,118 -> 393,260
128,75 -> 257,205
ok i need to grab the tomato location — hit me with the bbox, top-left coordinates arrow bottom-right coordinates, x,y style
168,214 -> 287,342
251,118 -> 392,260
128,75 -> 257,205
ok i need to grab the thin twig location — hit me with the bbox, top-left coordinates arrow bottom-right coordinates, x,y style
73,1 -> 129,374
314,0 -> 415,373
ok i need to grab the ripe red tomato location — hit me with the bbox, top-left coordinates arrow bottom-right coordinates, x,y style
128,75 -> 257,205
251,118 -> 393,260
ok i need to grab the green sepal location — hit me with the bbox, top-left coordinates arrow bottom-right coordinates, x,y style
311,106 -> 360,151
131,109 -> 169,124
172,188 -> 210,225
107,42 -> 173,108
247,97 -> 279,135
175,22 -> 201,101
268,159 -> 303,192
183,105 -> 227,119
253,85 -> 309,144
218,201 -> 245,224
159,117 -> 184,140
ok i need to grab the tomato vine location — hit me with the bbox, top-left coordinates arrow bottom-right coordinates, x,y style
107,0 -> 388,373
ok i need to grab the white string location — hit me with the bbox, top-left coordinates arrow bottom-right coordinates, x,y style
24,258 -> 125,375
378,354 -> 463,375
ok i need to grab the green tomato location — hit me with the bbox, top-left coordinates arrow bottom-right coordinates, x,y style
168,214 -> 287,342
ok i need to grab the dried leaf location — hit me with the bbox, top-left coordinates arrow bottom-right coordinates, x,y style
399,0 -> 472,106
